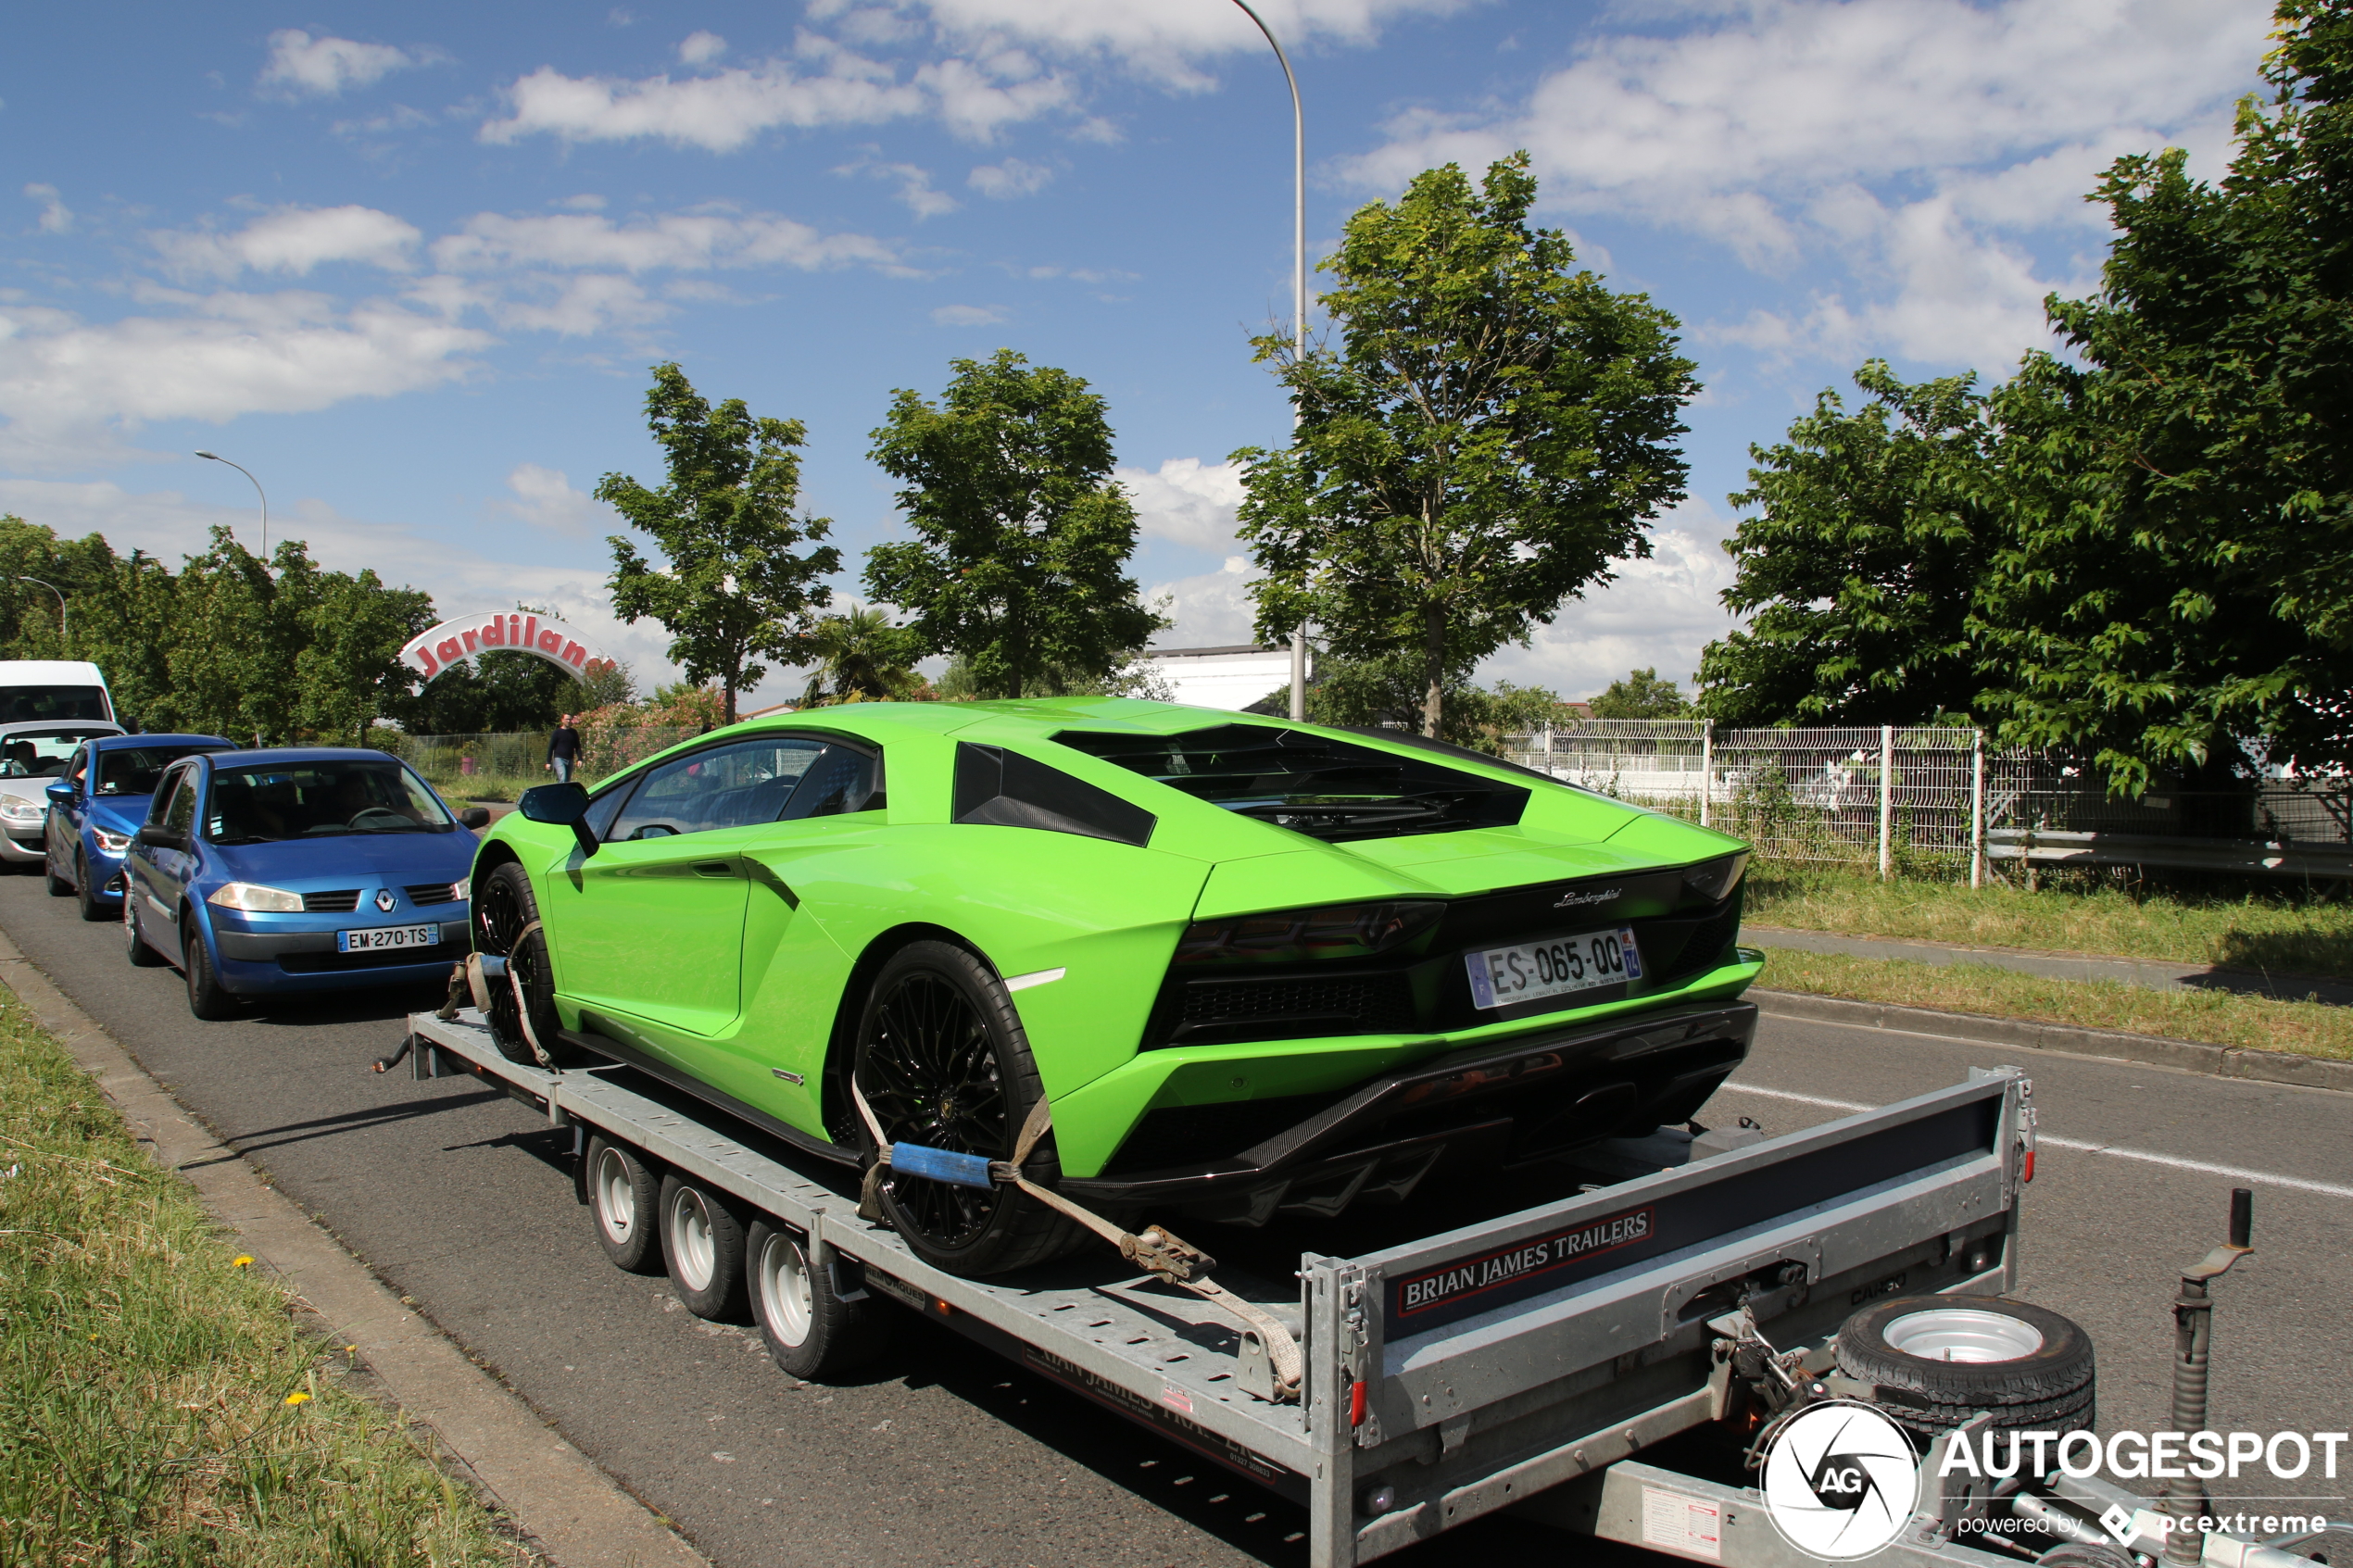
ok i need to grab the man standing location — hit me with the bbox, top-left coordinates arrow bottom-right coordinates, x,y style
546,715 -> 581,784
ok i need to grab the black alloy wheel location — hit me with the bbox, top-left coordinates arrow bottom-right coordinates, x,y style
472,861 -> 578,1066
852,941 -> 1075,1276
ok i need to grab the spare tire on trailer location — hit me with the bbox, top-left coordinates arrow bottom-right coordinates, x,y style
1835,1295 -> 2095,1436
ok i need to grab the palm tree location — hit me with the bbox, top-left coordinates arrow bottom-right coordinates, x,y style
799,605 -> 923,706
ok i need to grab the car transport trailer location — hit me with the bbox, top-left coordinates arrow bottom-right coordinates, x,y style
390,1007 -> 2335,1568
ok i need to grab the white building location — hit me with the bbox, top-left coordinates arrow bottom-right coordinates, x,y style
1142,645 -> 1309,712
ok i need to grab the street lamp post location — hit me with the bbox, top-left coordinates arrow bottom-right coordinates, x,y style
11,577 -> 67,645
1227,0 -> 1311,722
194,450 -> 269,559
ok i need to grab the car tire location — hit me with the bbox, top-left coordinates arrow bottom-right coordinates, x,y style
46,846 -> 72,897
853,940 -> 1079,1279
745,1219 -> 888,1379
473,860 -> 585,1067
659,1173 -> 749,1321
182,924 -> 241,1022
585,1135 -> 664,1273
1835,1295 -> 2095,1436
74,851 -> 108,922
124,894 -> 166,967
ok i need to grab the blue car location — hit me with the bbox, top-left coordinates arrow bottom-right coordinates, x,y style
120,747 -> 490,1019
44,733 -> 237,921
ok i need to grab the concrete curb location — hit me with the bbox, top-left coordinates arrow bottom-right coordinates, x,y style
0,932 -> 709,1568
1751,986 -> 2353,1093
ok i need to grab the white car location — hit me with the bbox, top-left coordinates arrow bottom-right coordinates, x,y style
0,719 -> 126,865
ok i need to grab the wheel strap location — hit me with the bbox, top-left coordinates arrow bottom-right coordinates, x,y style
506,920 -> 553,1069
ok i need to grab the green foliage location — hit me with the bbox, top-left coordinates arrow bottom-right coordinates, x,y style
799,605 -> 926,706
296,568 -> 436,746
0,984 -> 523,1565
1235,153 -> 1697,738
1698,364 -> 1994,726
1590,666 -> 1694,719
599,363 -> 840,725
863,350 -> 1162,699
1274,650 -> 1567,754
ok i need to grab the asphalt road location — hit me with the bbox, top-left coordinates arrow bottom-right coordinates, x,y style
6,868 -> 2348,1565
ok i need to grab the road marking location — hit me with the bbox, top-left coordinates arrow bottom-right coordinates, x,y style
1720,1081 -> 2353,1201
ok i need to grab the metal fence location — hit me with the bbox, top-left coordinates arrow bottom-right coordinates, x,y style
1503,720 -> 2353,882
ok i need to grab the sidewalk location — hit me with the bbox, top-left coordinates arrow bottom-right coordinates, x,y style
1744,924 -> 2353,1008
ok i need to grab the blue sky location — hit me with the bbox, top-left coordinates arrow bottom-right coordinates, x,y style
1,0 -> 2275,709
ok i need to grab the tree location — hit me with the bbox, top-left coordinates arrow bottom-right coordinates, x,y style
1235,153 -> 1698,739
297,569 -> 435,746
1591,668 -> 1694,719
863,350 -> 1162,700
599,363 -> 840,725
1259,650 -> 1567,753
1697,363 -> 1996,726
799,605 -> 925,706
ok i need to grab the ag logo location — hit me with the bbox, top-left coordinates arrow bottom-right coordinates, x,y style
1760,1401 -> 1920,1561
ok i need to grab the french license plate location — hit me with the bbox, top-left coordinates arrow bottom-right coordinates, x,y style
1466,927 -> 1642,1009
337,924 -> 438,953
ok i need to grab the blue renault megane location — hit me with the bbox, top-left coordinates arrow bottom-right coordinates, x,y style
44,733 -> 237,921
121,747 -> 489,1019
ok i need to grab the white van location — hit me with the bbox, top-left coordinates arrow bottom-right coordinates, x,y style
0,660 -> 117,725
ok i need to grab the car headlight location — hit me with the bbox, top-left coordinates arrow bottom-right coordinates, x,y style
208,882 -> 305,913
1682,852 -> 1750,904
92,828 -> 133,853
450,877 -> 470,903
0,797 -> 44,824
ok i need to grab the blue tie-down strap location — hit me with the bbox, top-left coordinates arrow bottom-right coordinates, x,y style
887,1140 -> 996,1190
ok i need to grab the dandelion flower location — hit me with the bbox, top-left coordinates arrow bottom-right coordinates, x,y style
283,1391 -> 311,1406
232,1255 -> 254,1268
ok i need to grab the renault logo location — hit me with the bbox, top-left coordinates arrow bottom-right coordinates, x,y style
375,888 -> 396,913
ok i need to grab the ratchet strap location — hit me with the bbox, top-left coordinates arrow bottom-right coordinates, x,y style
471,921 -> 554,1069
850,1073 -> 1303,1403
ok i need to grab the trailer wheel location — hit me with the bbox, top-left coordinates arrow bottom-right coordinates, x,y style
585,1135 -> 663,1273
746,1220 -> 888,1379
1837,1296 -> 2095,1435
660,1173 -> 749,1321
852,940 -> 1077,1278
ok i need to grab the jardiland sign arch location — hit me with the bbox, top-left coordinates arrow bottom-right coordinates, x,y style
399,611 -> 620,686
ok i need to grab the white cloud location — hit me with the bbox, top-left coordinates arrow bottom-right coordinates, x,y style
0,292 -> 491,470
836,152 -> 959,218
479,52 -> 930,151
1141,555 -> 1263,647
931,303 -> 1005,326
1347,0 -> 2271,372
259,30 -> 425,98
148,206 -> 423,280
24,183 -> 71,234
430,208 -> 902,274
1118,457 -> 1245,551
967,157 -> 1053,198
678,31 -> 729,66
1477,507 -> 1741,699
496,463 -> 614,535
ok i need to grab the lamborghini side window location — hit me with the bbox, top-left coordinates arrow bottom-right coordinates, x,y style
584,778 -> 637,843
607,738 -> 829,841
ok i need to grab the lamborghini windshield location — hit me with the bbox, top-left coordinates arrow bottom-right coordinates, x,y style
206,759 -> 457,843
1052,723 -> 1528,843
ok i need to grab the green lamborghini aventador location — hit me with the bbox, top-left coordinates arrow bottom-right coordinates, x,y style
470,698 -> 1763,1276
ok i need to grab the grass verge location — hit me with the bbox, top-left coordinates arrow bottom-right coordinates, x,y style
1754,946 -> 2353,1062
0,983 -> 531,1566
1745,864 -> 2353,979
